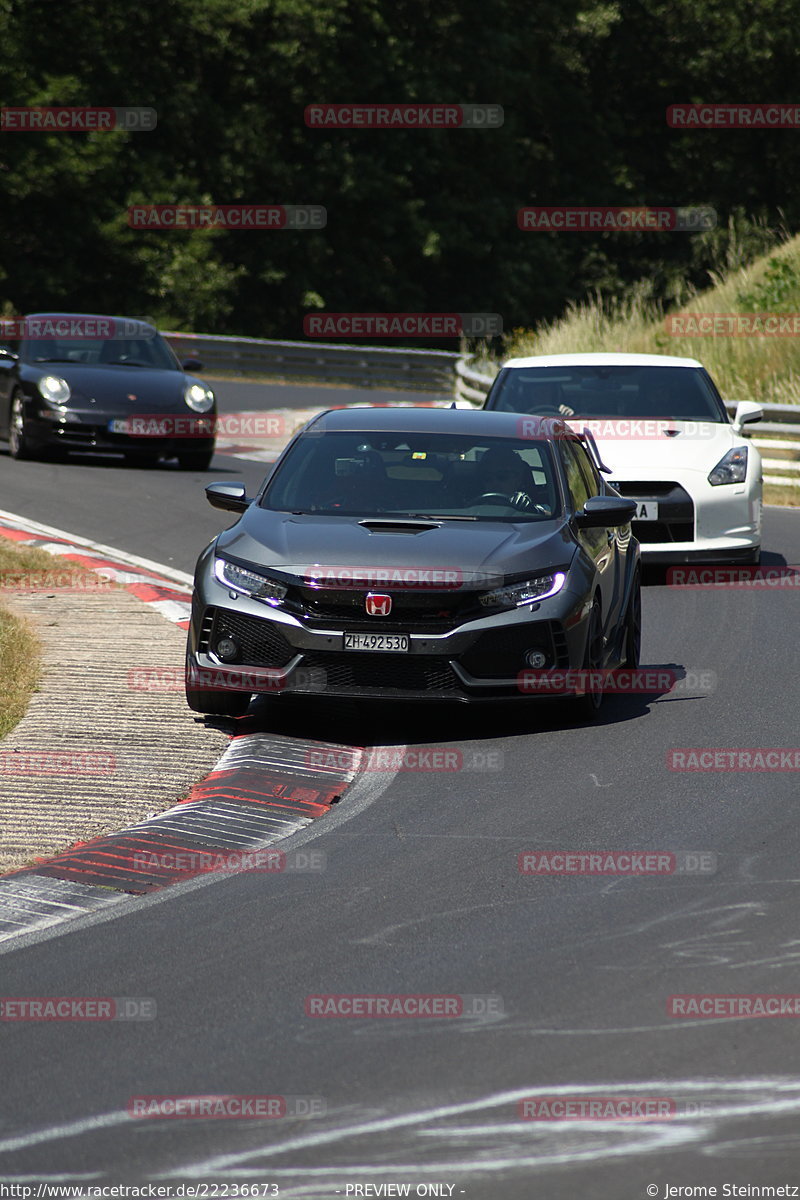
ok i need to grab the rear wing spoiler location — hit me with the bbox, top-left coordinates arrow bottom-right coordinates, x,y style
577,426 -> 612,474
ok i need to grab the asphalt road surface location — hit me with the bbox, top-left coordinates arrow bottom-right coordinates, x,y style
1,389 -> 799,1197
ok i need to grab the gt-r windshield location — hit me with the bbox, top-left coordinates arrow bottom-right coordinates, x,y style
487,365 -> 728,423
20,334 -> 179,370
262,430 -> 562,521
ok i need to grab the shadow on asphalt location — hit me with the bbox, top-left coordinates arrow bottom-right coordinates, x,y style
192,661 -> 698,748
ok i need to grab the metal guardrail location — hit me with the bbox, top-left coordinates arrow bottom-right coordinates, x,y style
164,331 -> 458,393
453,355 -> 800,486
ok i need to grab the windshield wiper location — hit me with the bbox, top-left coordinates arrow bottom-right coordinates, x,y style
32,357 -> 77,363
102,360 -> 152,367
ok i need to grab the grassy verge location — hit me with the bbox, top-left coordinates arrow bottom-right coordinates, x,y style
501,233 -> 800,410
0,540 -> 103,739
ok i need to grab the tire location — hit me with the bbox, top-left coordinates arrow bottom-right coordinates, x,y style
568,599 -> 605,721
623,570 -> 642,669
8,392 -> 36,460
178,449 -> 214,471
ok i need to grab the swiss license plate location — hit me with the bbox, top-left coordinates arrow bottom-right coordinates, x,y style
633,501 -> 659,520
343,633 -> 410,652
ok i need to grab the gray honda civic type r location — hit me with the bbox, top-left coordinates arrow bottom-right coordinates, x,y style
186,406 -> 641,718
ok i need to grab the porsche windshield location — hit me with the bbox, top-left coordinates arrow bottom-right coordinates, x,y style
21,333 -> 178,369
488,365 -> 728,423
262,430 -> 562,520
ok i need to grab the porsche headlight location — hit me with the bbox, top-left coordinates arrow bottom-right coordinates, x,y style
214,557 -> 287,606
708,446 -> 748,486
479,571 -> 566,609
38,375 -> 71,406
184,382 -> 214,413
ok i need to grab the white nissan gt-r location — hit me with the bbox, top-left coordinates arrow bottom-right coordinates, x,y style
483,353 -> 763,563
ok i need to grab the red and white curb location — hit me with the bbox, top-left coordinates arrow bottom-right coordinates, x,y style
0,508 -> 194,628
0,732 -> 364,941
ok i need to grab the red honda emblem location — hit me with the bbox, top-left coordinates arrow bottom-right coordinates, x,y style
365,592 -> 392,616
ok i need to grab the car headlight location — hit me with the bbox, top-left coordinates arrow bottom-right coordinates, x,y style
214,557 -> 287,606
479,571 -> 566,609
38,375 -> 71,406
708,446 -> 748,486
184,382 -> 215,413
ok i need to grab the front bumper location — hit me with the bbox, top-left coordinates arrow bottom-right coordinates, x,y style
27,404 -> 216,457
188,574 -> 592,704
609,474 -> 761,563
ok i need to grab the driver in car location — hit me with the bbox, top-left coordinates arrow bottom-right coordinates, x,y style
472,447 -> 540,510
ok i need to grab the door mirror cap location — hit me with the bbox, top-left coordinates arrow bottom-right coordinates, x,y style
576,494 -> 637,528
205,482 -> 249,513
732,400 -> 763,432
182,357 -> 204,372
0,347 -> 19,361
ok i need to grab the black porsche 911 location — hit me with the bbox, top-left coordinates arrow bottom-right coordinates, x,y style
0,313 -> 216,469
186,406 -> 641,719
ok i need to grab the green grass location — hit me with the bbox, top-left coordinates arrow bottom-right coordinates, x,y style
0,541 -> 103,739
500,234 -> 800,410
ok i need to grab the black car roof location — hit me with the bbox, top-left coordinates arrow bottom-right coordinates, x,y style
23,312 -> 158,336
306,405 -> 572,441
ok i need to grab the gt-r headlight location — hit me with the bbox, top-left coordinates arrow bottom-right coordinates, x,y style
214,557 -> 287,606
184,382 -> 215,413
708,446 -> 748,486
37,375 -> 71,406
479,571 -> 566,609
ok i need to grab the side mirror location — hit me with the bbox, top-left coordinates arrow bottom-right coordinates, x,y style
182,357 -> 204,372
732,400 -> 763,433
0,347 -> 19,361
575,495 -> 637,528
205,482 -> 250,513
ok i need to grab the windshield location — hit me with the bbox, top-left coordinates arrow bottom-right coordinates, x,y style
487,365 -> 728,423
20,332 -> 179,370
262,430 -> 561,521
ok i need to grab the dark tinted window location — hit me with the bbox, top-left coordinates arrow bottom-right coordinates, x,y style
262,430 -> 562,521
487,364 -> 727,423
558,439 -> 592,510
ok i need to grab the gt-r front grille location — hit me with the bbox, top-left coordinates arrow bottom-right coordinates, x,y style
206,608 -> 294,668
298,652 -> 459,694
609,481 -> 695,543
